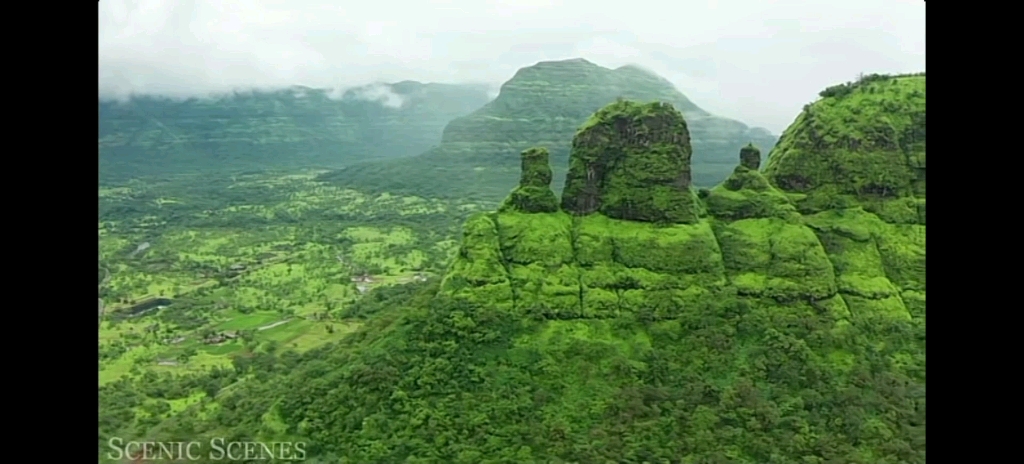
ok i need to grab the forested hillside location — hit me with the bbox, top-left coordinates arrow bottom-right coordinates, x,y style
99,82 -> 492,183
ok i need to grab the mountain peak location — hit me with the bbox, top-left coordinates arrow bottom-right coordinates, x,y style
326,58 -> 779,201
505,57 -> 604,83
613,63 -> 654,74
535,57 -> 596,66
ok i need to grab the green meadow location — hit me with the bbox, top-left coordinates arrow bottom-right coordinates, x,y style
98,169 -> 491,387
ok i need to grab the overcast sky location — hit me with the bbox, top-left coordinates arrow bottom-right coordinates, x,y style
99,0 -> 925,133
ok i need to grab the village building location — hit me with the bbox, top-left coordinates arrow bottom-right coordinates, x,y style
203,330 -> 241,345
350,274 -> 374,283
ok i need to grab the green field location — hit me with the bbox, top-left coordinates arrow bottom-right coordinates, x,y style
98,169 -> 491,388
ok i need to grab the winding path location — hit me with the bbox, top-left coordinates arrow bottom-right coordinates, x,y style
257,319 -> 292,331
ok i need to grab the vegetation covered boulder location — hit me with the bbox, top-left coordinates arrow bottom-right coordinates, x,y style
561,100 -> 700,224
500,147 -> 559,213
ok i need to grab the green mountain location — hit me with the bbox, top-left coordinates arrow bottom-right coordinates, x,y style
318,58 -> 778,201
138,74 -> 924,463
98,81 -> 492,183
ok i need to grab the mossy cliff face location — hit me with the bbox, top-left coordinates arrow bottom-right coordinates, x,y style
561,101 -> 700,223
518,147 -> 554,187
499,147 -> 559,213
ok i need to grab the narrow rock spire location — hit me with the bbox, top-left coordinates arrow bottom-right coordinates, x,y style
500,147 -> 559,213
740,143 -> 761,170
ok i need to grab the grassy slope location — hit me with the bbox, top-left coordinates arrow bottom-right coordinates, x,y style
319,59 -> 778,201
99,82 -> 492,183
104,74 -> 924,463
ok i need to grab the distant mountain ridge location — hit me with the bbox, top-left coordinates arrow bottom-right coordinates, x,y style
98,81 -> 492,183
320,58 -> 778,201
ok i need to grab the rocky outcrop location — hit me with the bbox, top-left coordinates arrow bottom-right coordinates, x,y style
500,147 -> 559,213
703,149 -> 798,223
561,100 -> 700,224
739,143 -> 761,169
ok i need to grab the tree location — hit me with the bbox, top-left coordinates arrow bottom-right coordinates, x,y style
178,347 -> 198,363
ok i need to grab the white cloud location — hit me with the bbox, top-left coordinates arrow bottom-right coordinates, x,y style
99,0 -> 925,133
337,84 -> 407,108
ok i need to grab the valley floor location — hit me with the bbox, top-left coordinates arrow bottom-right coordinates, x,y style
98,169 -> 491,450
